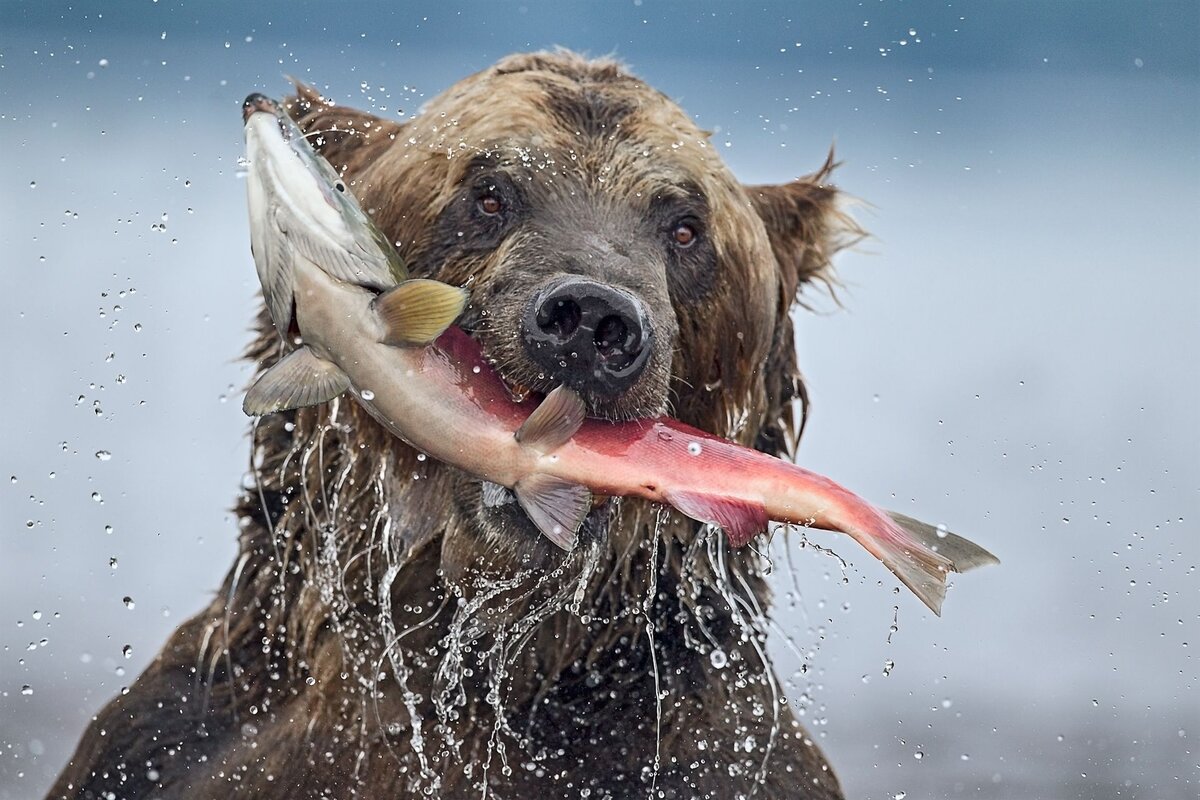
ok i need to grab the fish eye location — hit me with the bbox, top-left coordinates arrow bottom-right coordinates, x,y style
478,194 -> 503,216
334,181 -> 346,193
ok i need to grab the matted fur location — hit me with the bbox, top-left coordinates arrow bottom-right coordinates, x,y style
49,52 -> 863,800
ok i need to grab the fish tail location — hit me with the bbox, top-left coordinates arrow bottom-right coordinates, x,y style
865,511 -> 1000,616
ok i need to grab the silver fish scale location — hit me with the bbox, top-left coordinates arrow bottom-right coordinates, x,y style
283,208 -> 397,293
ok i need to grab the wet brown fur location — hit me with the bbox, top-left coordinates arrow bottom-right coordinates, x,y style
49,52 -> 863,800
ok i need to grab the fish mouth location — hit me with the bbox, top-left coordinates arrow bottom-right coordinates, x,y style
242,93 -> 278,124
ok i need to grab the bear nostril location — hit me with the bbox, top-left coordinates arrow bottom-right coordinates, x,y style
536,298 -> 582,341
522,277 -> 654,398
594,315 -> 634,360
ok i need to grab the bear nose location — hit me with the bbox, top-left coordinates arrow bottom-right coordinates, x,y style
521,277 -> 654,398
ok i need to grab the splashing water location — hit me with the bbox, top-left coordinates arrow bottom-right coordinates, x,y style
219,363 -> 835,796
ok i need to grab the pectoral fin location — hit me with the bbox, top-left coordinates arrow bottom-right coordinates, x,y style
514,474 -> 592,551
514,386 -> 586,453
663,489 -> 769,548
243,346 -> 350,416
373,279 -> 468,346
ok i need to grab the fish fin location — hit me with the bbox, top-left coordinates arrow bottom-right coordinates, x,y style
373,279 -> 468,346
873,512 -> 1000,617
243,346 -> 349,416
663,489 -> 769,548
514,386 -> 586,452
481,480 -> 515,508
514,474 -> 591,551
886,512 -> 1000,573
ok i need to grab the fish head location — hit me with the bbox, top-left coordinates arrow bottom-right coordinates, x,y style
241,93 -> 404,306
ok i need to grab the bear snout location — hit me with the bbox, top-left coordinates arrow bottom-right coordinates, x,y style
520,276 -> 655,398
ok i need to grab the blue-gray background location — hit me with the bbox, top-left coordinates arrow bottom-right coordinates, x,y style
2,2 -> 1196,798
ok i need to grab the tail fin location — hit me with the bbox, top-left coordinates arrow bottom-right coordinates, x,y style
875,512 -> 1000,616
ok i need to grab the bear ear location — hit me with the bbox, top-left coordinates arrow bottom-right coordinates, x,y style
283,81 -> 404,176
744,150 -> 863,299
744,152 -> 864,457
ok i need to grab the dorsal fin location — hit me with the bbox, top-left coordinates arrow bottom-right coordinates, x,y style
515,386 -> 586,453
663,489 -> 769,548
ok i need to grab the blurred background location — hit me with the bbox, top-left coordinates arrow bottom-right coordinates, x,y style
2,2 -> 1196,798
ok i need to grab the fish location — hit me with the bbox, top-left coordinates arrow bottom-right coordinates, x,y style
239,93 -> 998,616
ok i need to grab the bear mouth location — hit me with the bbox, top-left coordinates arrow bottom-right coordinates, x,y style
483,339 -> 669,423
461,312 -> 665,548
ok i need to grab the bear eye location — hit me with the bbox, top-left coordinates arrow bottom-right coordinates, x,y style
478,194 -> 503,216
672,222 -> 697,248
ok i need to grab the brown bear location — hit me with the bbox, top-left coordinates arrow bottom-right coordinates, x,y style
48,51 -> 862,799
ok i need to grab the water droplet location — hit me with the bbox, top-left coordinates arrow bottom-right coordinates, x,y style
687,441 -> 702,456
109,557 -> 118,569
122,596 -> 135,609
29,181 -> 37,189
121,644 -> 133,659
91,491 -> 103,503
935,523 -> 948,538
709,648 -> 728,669
21,685 -> 33,696
95,450 -> 112,461
913,751 -> 924,760
360,389 -> 375,401
31,610 -> 42,620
